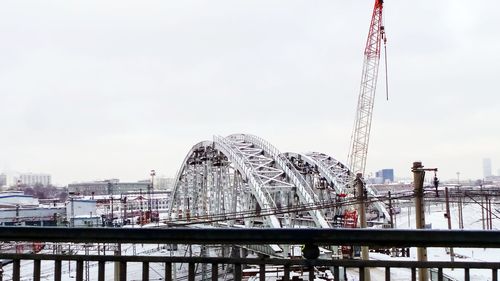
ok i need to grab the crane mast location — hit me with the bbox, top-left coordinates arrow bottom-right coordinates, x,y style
347,0 -> 386,177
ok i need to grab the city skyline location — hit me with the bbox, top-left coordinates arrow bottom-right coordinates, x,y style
1,0 -> 499,185
2,159 -> 497,187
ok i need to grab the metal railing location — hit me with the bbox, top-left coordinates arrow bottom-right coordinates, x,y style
0,227 -> 498,281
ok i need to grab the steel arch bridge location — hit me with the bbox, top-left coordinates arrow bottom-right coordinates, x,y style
168,134 -> 385,229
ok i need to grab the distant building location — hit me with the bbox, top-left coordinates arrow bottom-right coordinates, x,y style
375,169 -> 394,183
68,179 -> 150,196
486,175 -> 500,184
154,177 -> 175,190
0,174 -> 6,187
483,158 -> 492,178
18,173 -> 51,187
370,183 -> 414,196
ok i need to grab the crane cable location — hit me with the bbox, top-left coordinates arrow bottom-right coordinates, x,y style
384,41 -> 389,101
381,25 -> 389,101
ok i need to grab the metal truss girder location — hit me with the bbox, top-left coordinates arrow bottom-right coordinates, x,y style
305,152 -> 390,223
168,141 -> 214,213
303,152 -> 351,193
213,136 -> 282,228
169,138 -> 282,228
229,134 -> 330,229
366,185 -> 390,220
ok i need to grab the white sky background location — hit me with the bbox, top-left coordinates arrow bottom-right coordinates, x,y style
0,0 -> 499,185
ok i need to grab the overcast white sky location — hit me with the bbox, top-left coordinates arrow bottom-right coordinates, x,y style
1,0 -> 499,185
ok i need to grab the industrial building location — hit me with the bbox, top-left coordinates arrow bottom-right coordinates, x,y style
66,198 -> 100,227
68,179 -> 150,195
0,191 -> 65,226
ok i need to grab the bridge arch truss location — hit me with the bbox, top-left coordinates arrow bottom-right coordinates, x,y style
168,134 -> 370,229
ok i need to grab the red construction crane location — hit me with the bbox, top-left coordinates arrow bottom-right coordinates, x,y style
347,0 -> 387,177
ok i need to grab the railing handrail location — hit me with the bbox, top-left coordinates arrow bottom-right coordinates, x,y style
1,227 -> 499,248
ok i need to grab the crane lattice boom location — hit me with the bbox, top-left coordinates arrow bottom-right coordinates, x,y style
347,0 -> 386,177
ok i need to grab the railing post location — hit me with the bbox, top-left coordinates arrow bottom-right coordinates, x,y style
309,266 -> 315,281
142,261 -> 149,281
54,260 -> 61,281
76,260 -> 83,281
13,259 -> 20,281
188,262 -> 195,281
234,263 -> 242,281
359,266 -> 365,281
98,261 -> 105,281
283,264 -> 291,281
211,263 -> 218,281
259,264 -> 266,281
165,262 -> 172,281
119,261 -> 127,281
333,266 -> 339,281
33,259 -> 41,281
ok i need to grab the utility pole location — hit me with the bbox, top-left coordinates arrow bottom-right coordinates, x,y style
70,198 -> 74,228
445,187 -> 454,263
355,173 -> 370,281
412,161 -> 437,281
484,196 -> 488,230
482,195 -> 490,230
459,196 -> 464,229
487,196 -> 492,230
481,191 -> 485,230
489,198 -> 493,230
388,191 -> 394,228
110,196 -> 114,226
148,170 -> 155,221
